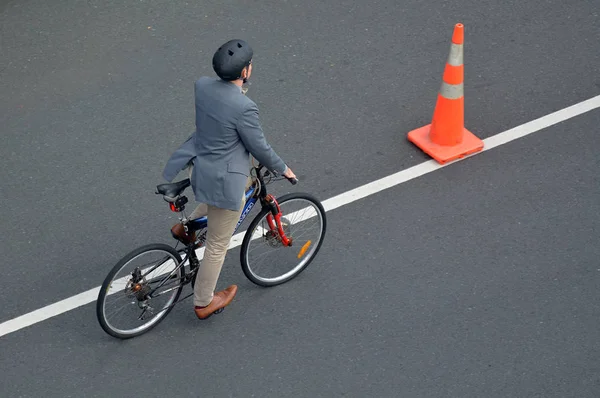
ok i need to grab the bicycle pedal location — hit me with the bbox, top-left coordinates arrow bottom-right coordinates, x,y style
214,308 -> 224,314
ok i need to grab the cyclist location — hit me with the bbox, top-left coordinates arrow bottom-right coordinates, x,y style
162,39 -> 296,320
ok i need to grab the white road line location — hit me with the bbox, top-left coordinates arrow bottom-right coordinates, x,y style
322,94 -> 600,213
1,94 -> 599,339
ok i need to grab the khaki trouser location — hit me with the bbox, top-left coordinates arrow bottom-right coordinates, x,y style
187,166 -> 251,306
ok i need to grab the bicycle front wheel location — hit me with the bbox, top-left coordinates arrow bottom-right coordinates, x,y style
96,244 -> 184,339
240,192 -> 327,287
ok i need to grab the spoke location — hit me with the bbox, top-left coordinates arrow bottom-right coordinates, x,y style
285,205 -> 318,224
248,248 -> 276,263
104,291 -> 135,305
152,284 -> 182,297
105,300 -> 136,320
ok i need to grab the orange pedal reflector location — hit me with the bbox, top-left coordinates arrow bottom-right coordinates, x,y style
407,23 -> 483,164
297,240 -> 312,259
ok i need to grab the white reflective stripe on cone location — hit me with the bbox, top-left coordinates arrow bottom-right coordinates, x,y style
446,43 -> 463,66
439,82 -> 463,99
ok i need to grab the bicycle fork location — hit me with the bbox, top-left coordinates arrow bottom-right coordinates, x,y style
264,195 -> 293,246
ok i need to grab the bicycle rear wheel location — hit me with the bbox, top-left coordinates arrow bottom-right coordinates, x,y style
96,244 -> 184,339
240,193 -> 326,287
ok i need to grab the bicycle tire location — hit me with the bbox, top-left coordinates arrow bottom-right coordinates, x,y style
96,243 -> 184,339
240,192 -> 327,287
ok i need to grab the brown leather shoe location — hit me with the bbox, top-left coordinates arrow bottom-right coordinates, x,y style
194,285 -> 238,320
171,223 -> 196,245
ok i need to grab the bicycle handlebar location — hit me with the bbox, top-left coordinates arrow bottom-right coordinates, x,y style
256,163 -> 298,185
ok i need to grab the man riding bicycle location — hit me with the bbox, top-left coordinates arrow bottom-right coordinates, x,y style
162,39 -> 296,320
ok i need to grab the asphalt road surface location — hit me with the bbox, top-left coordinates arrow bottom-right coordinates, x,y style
1,0 -> 599,396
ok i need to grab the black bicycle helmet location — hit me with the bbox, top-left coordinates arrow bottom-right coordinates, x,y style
212,39 -> 253,81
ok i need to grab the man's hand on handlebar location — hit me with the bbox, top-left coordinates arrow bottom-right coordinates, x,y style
256,162 -> 298,184
283,167 -> 298,185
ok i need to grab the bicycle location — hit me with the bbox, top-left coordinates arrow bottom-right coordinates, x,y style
96,163 -> 327,339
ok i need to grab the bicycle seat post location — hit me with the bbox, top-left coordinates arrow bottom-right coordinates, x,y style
178,201 -> 190,231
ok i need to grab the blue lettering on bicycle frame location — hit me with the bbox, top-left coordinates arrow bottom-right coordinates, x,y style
234,185 -> 257,232
235,197 -> 256,232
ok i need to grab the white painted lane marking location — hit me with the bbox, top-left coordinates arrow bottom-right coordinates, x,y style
1,94 -> 599,338
322,94 -> 600,213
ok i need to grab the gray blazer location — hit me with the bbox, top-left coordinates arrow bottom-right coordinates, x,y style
162,77 -> 287,211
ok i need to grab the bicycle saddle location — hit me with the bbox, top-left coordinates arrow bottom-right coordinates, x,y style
156,179 -> 190,200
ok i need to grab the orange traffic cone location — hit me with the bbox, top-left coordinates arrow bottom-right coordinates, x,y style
407,23 -> 483,164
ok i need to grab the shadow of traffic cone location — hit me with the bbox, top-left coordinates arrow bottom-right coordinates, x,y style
407,23 -> 483,164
